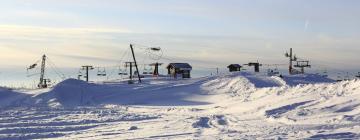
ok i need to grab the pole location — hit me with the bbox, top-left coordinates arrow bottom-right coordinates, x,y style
38,54 -> 46,88
130,63 -> 133,80
154,62 -> 159,76
289,48 -> 293,75
130,44 -> 142,83
82,65 -> 93,82
86,67 -> 89,82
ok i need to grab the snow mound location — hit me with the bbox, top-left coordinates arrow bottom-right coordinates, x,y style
34,78 -> 213,107
34,79 -> 102,107
31,73 -> 338,108
225,79 -> 360,125
0,87 -> 29,108
202,75 -> 256,95
1,73 -> 360,139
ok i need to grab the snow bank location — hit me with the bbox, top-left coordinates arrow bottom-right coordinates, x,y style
29,73 -> 339,108
33,78 -> 213,107
224,79 -> 360,125
0,73 -> 359,139
33,79 -> 103,107
0,87 -> 29,108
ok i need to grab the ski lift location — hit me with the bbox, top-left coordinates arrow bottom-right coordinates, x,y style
337,73 -> 343,82
142,65 -> 153,75
146,47 -> 163,60
356,72 -> 360,78
143,66 -> 148,74
150,47 -> 161,51
344,72 -> 350,81
267,68 -> 280,76
118,67 -> 128,75
322,70 -> 328,78
77,69 -> 83,80
97,67 -> 107,76
27,63 -> 37,70
148,67 -> 153,74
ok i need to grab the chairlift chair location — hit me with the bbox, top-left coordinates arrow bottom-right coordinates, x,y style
150,47 -> 161,51
118,67 -> 128,75
142,65 -> 153,75
356,72 -> 360,78
97,67 -> 107,77
143,66 -> 148,74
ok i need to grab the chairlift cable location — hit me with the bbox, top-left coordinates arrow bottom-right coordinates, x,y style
47,57 -> 67,79
107,47 -> 130,79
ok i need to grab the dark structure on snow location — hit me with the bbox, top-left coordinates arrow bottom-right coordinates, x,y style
227,64 -> 242,72
149,62 -> 163,76
245,62 -> 262,72
166,63 -> 192,78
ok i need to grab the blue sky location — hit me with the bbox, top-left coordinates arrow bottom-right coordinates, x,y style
0,0 -> 360,70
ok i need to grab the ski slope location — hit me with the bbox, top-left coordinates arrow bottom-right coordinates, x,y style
0,72 -> 360,139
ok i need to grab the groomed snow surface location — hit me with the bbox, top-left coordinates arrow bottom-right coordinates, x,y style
1,72 -> 360,139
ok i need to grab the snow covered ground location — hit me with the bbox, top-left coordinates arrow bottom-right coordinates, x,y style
0,72 -> 360,139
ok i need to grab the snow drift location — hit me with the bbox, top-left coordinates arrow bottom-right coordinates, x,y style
1,72 -> 360,139
0,87 -> 30,107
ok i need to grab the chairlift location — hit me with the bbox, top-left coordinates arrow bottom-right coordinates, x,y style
356,72 -> 360,78
150,47 -> 161,51
77,69 -> 84,80
336,73 -> 343,81
142,66 -> 153,75
97,67 -> 107,76
118,67 -> 128,75
321,70 -> 328,77
143,66 -> 148,74
267,68 -> 280,76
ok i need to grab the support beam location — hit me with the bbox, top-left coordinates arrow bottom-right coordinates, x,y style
130,44 -> 142,83
38,54 -> 47,88
81,65 -> 94,82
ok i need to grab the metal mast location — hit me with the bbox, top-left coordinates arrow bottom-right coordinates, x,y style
130,44 -> 142,83
81,65 -> 94,82
285,48 -> 297,75
38,54 -> 47,88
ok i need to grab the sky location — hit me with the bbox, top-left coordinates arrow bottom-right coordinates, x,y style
0,0 -> 360,73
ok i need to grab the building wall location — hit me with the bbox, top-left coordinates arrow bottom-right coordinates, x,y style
167,67 -> 191,78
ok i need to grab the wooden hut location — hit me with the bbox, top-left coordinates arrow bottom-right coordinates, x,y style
166,63 -> 192,78
227,64 -> 242,72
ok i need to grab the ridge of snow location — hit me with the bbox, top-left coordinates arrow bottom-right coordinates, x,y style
0,73 -> 359,139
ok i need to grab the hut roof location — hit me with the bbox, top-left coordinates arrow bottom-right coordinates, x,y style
228,64 -> 242,68
167,63 -> 192,70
